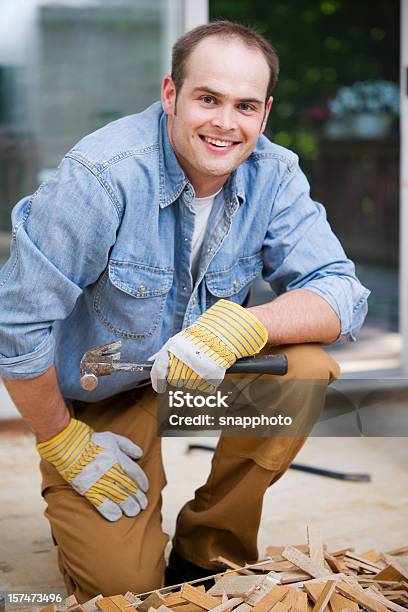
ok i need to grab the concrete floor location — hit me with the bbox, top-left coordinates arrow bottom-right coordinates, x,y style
0,429 -> 407,597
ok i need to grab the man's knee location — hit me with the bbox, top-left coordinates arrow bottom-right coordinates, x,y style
44,486 -> 167,601
281,343 -> 340,381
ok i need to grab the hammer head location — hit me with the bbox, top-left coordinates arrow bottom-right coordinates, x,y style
80,341 -> 122,391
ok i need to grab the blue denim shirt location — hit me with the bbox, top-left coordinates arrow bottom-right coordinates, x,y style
0,102 -> 369,401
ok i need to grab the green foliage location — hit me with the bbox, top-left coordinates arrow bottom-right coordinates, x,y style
210,0 -> 399,174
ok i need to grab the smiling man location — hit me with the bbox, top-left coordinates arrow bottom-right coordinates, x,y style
0,21 -> 368,601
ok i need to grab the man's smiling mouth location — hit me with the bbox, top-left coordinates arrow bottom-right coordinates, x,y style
199,135 -> 240,148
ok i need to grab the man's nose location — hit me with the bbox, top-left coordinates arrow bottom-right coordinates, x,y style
210,105 -> 238,131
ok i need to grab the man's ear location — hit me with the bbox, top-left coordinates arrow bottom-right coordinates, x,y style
261,96 -> 273,133
161,75 -> 177,116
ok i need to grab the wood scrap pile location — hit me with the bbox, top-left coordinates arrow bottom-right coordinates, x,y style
41,525 -> 408,612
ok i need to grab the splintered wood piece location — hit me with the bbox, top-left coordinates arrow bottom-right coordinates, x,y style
208,576 -> 265,597
324,554 -> 344,575
245,573 -> 281,606
109,596 -> 138,612
180,585 -> 219,610
156,606 -> 175,612
329,593 -> 358,612
294,592 -> 308,612
81,596 -> 104,612
385,547 -> 408,557
124,593 -> 143,608
207,598 -> 243,612
266,545 -> 309,556
307,526 -> 325,568
344,553 -> 383,572
282,589 -> 299,609
232,605 -> 251,612
329,549 -> 355,558
282,546 -> 332,579
211,556 -> 254,575
304,583 -> 325,604
270,603 -> 290,612
336,581 -> 388,612
256,561 -> 296,573
96,599 -> 130,612
366,588 -> 408,612
139,594 -> 168,611
164,588 -> 208,608
252,586 -> 289,612
279,571 -> 312,584
361,551 -> 379,564
375,556 -> 408,582
311,580 -> 336,612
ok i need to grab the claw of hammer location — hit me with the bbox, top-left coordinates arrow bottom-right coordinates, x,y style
80,341 -> 123,391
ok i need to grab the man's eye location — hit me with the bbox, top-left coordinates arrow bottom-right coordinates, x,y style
201,96 -> 215,104
238,103 -> 254,112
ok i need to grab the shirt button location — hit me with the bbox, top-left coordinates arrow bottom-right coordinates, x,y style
207,247 -> 213,253
191,297 -> 196,304
183,286 -> 188,291
138,285 -> 145,295
232,280 -> 238,288
184,237 -> 188,242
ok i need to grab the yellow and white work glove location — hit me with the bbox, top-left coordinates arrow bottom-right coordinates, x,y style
37,418 -> 148,522
151,299 -> 268,394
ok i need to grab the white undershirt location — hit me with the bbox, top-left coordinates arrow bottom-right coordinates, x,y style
190,188 -> 222,280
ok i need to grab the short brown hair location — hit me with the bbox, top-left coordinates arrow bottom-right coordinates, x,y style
171,20 -> 279,100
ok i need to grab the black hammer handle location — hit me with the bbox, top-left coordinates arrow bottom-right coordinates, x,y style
228,354 -> 288,375
115,354 -> 288,376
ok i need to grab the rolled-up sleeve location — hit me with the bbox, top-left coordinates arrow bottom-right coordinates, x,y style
0,154 -> 120,378
262,160 -> 370,341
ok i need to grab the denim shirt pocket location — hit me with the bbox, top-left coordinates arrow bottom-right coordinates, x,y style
205,252 -> 263,308
94,260 -> 173,339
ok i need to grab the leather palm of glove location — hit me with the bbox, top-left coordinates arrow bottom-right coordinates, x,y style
37,418 -> 149,521
151,299 -> 268,393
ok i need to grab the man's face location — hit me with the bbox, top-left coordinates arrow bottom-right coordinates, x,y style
162,36 -> 273,195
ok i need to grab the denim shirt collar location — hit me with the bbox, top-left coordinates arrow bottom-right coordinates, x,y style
158,109 -> 246,213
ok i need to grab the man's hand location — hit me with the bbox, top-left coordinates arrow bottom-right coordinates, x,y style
37,418 -> 148,521
151,299 -> 268,393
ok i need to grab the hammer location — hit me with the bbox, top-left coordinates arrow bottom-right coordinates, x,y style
80,341 -> 288,391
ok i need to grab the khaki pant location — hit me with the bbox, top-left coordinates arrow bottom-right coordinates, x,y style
39,343 -> 339,602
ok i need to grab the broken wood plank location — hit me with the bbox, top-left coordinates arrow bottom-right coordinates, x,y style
282,546 -> 332,579
329,549 -> 354,558
294,592 -> 308,612
232,605 -> 251,612
180,585 -> 219,610
252,586 -> 289,612
207,598 -> 243,612
307,526 -> 325,568
270,602 -> 290,612
311,581 -> 336,612
366,588 -> 408,612
375,556 -> 408,583
336,581 -> 389,612
96,599 -> 127,612
245,573 -> 282,607
266,545 -> 309,556
344,553 -> 383,572
139,594 -> 168,612
304,583 -> 325,604
361,551 -> 380,564
324,554 -> 345,575
279,571 -> 312,584
211,557 -> 254,575
208,576 -> 265,597
329,593 -> 358,612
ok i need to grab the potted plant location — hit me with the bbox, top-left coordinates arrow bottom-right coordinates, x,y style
327,80 -> 399,138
